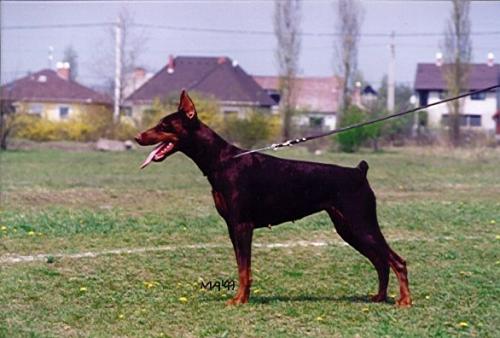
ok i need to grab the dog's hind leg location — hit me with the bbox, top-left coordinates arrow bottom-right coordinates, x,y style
326,206 -> 390,303
387,247 -> 412,307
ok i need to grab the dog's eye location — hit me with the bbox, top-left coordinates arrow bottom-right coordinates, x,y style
158,121 -> 172,132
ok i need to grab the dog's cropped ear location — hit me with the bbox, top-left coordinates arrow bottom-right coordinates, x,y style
178,90 -> 197,120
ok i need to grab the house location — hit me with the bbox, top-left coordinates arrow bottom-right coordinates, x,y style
414,53 -> 500,134
125,56 -> 275,121
122,67 -> 154,99
361,84 -> 379,106
253,75 -> 343,131
0,62 -> 112,120
351,82 -> 379,110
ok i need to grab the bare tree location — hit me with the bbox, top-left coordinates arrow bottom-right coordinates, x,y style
62,45 -> 78,81
0,99 -> 16,150
442,0 -> 472,147
92,8 -> 146,100
274,0 -> 301,140
334,0 -> 364,125
0,88 -> 23,150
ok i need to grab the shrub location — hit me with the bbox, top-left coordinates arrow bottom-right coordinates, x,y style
13,110 -> 137,142
223,111 -> 281,149
14,115 -> 61,141
417,110 -> 428,127
62,119 -> 93,141
188,92 -> 224,132
105,121 -> 138,141
78,107 -> 114,140
141,92 -> 224,132
141,97 -> 169,129
334,106 -> 371,153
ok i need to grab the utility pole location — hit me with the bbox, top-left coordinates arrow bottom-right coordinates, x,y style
387,31 -> 395,112
113,16 -> 122,123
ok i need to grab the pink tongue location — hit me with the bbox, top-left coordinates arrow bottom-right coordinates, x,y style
140,143 -> 167,169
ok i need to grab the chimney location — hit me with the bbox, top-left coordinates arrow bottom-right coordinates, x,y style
487,52 -> 495,67
435,52 -> 443,67
167,55 -> 175,74
133,67 -> 146,81
353,81 -> 362,106
56,61 -> 70,80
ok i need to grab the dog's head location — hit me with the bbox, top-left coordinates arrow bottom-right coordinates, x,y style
135,90 -> 198,169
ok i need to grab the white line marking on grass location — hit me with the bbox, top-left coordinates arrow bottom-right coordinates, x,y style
0,235 -> 483,265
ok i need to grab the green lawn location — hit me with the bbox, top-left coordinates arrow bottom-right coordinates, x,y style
0,147 -> 499,337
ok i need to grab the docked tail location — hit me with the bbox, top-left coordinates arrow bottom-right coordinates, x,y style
357,160 -> 369,177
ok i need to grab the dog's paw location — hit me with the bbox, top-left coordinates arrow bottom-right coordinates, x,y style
370,294 -> 387,303
226,297 -> 247,306
396,296 -> 412,308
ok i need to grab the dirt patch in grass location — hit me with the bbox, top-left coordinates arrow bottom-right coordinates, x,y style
2,188 -> 214,216
4,184 -> 497,215
7,139 -> 96,152
376,185 -> 500,202
388,145 -> 500,160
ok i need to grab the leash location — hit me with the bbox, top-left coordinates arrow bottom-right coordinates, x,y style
234,84 -> 500,158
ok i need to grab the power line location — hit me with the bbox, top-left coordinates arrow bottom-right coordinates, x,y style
135,23 -> 500,38
2,22 -> 113,30
3,22 -> 500,38
5,41 -> 499,55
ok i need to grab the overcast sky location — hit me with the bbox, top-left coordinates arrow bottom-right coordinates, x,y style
1,0 -> 499,89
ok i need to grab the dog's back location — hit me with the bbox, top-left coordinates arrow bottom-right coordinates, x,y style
213,152 -> 372,228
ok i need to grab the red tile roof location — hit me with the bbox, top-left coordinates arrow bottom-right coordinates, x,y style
0,69 -> 112,105
126,56 -> 275,107
414,63 -> 500,91
254,75 -> 342,114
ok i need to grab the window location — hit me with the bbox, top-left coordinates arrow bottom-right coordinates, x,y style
223,110 -> 238,118
439,91 -> 448,99
469,115 -> 481,126
123,107 -> 133,117
441,114 -> 481,127
59,106 -> 70,119
441,114 -> 449,126
459,115 -> 467,127
470,92 -> 486,100
309,116 -> 324,128
418,91 -> 428,106
10,103 -> 18,113
28,103 -> 43,116
270,93 -> 281,104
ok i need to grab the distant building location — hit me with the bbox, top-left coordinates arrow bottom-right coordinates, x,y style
361,84 -> 379,106
414,53 -> 500,134
253,75 -> 343,131
122,67 -> 154,99
351,82 -> 379,110
125,56 -> 275,121
0,63 -> 112,121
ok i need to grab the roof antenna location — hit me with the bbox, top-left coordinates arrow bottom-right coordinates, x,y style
48,46 -> 54,69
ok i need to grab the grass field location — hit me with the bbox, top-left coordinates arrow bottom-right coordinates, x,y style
0,146 -> 499,337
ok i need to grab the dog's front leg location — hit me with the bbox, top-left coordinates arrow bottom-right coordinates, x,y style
227,222 -> 254,305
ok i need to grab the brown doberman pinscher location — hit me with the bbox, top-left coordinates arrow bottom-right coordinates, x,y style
135,91 -> 412,307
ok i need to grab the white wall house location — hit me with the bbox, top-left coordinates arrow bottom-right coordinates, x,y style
254,76 -> 342,132
423,90 -> 497,130
414,54 -> 500,135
